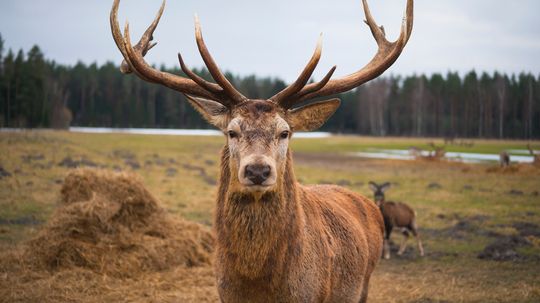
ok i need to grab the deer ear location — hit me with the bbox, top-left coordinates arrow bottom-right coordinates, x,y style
368,181 -> 378,192
185,95 -> 229,130
287,99 -> 340,132
381,182 -> 392,193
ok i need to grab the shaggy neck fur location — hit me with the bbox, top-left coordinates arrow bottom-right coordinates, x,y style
214,146 -> 303,279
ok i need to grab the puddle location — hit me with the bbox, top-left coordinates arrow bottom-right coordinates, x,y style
351,148 -> 535,163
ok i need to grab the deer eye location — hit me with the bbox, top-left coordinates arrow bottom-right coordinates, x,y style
228,130 -> 238,139
279,131 -> 290,140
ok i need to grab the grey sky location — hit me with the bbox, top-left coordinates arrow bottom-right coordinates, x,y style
1,0 -> 539,82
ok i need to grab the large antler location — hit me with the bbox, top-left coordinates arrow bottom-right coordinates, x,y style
110,0 -> 247,107
274,0 -> 414,109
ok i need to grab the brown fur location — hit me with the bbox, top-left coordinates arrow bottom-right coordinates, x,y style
369,182 -> 424,259
214,147 -> 384,302
379,200 -> 423,258
109,0 -> 413,298
379,201 -> 416,228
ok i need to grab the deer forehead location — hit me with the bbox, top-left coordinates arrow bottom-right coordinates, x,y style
228,101 -> 290,135
228,115 -> 289,138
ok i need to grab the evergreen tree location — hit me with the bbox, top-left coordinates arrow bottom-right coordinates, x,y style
0,33 -> 537,138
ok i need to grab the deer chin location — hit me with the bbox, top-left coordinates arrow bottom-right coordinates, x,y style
240,182 -> 276,194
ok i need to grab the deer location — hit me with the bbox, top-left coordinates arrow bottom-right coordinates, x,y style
368,182 -> 424,259
499,151 -> 510,167
427,142 -> 446,160
110,0 -> 414,302
527,144 -> 540,166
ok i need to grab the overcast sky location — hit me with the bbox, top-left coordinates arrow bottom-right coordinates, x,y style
1,0 -> 539,82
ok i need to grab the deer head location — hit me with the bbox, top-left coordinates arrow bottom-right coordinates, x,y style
369,181 -> 391,205
111,0 -> 413,194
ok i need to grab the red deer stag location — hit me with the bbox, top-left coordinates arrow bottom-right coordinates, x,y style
110,0 -> 414,301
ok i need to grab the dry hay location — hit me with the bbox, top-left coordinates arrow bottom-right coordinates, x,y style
0,169 -> 219,303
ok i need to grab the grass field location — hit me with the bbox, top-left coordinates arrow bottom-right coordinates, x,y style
1,131 -> 539,302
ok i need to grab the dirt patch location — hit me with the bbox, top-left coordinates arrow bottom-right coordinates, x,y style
426,214 -> 494,240
124,158 -> 141,169
110,150 -> 141,169
477,235 -> 531,261
58,156 -> 98,168
462,185 -> 473,191
166,167 -> 178,177
0,216 -> 42,226
182,164 -> 216,185
0,166 -> 11,179
336,179 -> 352,186
144,154 -> 177,167
512,222 -> 540,237
0,169 -> 217,302
111,149 -> 136,160
21,153 -> 45,163
427,182 -> 442,189
508,189 -> 524,196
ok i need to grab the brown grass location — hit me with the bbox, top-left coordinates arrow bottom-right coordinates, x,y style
1,132 -> 539,302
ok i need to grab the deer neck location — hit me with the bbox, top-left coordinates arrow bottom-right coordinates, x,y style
215,147 -> 303,279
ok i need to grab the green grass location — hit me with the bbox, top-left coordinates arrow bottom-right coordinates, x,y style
291,135 -> 537,155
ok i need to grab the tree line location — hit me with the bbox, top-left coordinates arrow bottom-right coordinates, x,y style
1,35 -> 538,139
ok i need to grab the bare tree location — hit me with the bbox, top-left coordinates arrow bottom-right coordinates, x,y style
495,74 -> 507,138
365,78 -> 390,136
412,76 -> 426,136
48,79 -> 72,129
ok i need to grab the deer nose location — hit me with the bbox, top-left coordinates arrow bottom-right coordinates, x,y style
245,164 -> 271,185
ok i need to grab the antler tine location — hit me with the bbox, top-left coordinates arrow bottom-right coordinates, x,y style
110,0 -> 165,75
288,0 -> 414,104
280,65 -> 337,109
121,20 -> 221,101
362,0 -> 387,47
270,34 -> 323,106
111,0 -> 150,79
194,15 -> 247,105
177,53 -> 223,94
295,66 -> 336,97
110,0 -> 242,105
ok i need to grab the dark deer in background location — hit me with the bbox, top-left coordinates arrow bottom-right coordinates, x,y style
527,144 -> 540,166
369,181 -> 424,259
499,151 -> 510,167
111,0 -> 414,301
427,142 -> 446,160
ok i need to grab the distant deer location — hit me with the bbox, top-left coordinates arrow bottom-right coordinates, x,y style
111,0 -> 414,301
527,144 -> 540,165
369,182 -> 424,259
499,151 -> 510,167
428,142 -> 446,159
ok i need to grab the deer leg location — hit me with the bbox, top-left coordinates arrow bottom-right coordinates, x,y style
383,239 -> 391,260
397,229 -> 409,255
411,220 -> 425,257
358,274 -> 372,303
383,225 -> 393,259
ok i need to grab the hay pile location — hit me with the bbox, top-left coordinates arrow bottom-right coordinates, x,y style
0,169 -> 219,303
